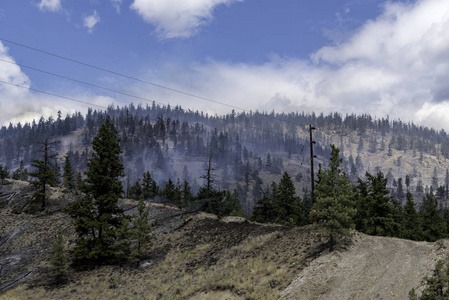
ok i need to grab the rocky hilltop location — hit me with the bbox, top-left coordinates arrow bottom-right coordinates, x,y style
0,179 -> 447,300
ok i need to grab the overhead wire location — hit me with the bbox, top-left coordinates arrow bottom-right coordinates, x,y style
0,79 -> 108,110
0,37 -> 312,129
0,38 -> 311,162
0,37 -> 245,112
0,57 -> 309,145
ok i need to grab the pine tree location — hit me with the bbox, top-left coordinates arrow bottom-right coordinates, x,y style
129,179 -> 142,200
62,155 -> 75,190
313,145 -> 357,249
142,171 -> 158,199
274,172 -> 300,225
410,259 -> 449,299
11,160 -> 28,181
66,118 -> 129,267
130,198 -> 152,258
420,194 -> 446,242
222,190 -> 245,217
29,139 -> 60,211
432,167 -> 439,193
0,164 -> 10,185
402,191 -> 422,240
48,226 -> 68,285
355,172 -> 401,237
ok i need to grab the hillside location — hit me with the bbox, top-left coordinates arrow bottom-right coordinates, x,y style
2,106 -> 449,216
1,179 -> 448,300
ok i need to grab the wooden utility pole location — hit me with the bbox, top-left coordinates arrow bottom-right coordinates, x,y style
309,125 -> 316,205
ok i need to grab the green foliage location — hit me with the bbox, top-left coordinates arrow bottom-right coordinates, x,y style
141,171 -> 159,199
355,172 -> 401,237
410,259 -> 449,299
222,190 -> 245,217
62,155 -> 75,190
65,118 -> 130,267
419,194 -> 447,242
251,173 -> 306,226
402,192 -> 422,240
128,179 -> 142,200
313,145 -> 357,249
0,164 -> 9,185
130,198 -> 153,257
251,194 -> 276,223
11,161 -> 28,181
274,172 -> 301,225
29,139 -> 60,211
161,179 -> 182,204
48,226 -> 68,285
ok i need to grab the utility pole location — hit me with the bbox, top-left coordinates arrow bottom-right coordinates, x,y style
309,125 -> 316,205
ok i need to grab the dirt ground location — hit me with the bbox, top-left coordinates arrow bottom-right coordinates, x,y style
280,233 -> 449,300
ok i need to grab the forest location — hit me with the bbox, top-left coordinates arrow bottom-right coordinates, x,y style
1,103 -> 449,242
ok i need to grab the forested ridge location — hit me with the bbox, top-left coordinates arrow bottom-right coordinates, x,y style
3,105 -> 449,299
2,103 -> 449,223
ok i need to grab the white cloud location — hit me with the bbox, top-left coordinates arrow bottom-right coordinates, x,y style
134,0 -> 449,131
37,0 -> 62,12
130,0 -> 243,39
0,42 -> 114,126
83,10 -> 100,33
110,0 -> 123,13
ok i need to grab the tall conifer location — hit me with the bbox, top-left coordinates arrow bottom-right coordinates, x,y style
66,118 -> 128,266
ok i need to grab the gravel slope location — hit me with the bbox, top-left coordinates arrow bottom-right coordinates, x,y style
280,233 -> 449,300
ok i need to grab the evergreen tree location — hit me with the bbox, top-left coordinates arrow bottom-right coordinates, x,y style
313,145 -> 357,249
274,172 -> 301,225
62,155 -> 75,190
130,198 -> 152,258
355,172 -> 400,237
161,179 -> 182,204
397,177 -> 405,201
29,139 -> 60,211
181,180 -> 194,209
419,194 -> 446,241
11,161 -> 28,181
48,226 -> 68,285
142,171 -> 158,199
222,190 -> 245,217
402,192 -> 422,240
0,164 -> 10,185
432,167 -> 439,193
410,259 -> 449,299
66,118 -> 129,267
251,194 -> 276,223
129,179 -> 142,200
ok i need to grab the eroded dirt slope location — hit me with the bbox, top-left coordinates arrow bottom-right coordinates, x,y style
281,233 -> 449,300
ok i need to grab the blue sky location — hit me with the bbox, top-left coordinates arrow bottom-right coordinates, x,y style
1,0 -> 449,131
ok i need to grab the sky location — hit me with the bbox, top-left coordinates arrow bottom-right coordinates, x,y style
1,0 -> 449,131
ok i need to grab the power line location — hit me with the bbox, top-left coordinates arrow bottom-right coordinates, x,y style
0,37 -> 246,112
0,80 -> 109,110
0,58 -> 167,108
0,79 -> 309,157
0,58 -> 304,139
0,37 -> 311,130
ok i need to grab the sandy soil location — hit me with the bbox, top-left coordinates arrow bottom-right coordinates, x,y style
280,233 -> 449,300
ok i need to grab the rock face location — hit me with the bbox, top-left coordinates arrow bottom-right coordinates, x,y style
280,233 -> 449,300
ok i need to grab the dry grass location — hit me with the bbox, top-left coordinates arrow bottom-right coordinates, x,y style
1,225 -> 322,300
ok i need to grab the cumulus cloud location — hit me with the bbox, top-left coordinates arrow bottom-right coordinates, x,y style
83,10 -> 100,33
130,0 -> 243,39
0,42 -> 114,126
134,0 -> 449,131
37,0 -> 62,12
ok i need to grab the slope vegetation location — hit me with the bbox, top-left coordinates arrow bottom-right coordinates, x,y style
1,179 -> 449,300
